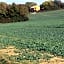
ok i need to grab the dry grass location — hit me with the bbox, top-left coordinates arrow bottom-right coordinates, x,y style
0,46 -> 19,56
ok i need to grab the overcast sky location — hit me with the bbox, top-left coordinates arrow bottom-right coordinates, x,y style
0,0 -> 64,5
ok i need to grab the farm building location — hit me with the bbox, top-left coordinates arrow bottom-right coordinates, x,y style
30,5 -> 40,12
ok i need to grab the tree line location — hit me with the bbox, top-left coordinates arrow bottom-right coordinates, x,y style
27,1 -> 64,11
0,1 -> 64,23
0,2 -> 29,23
40,1 -> 64,11
25,1 -> 64,12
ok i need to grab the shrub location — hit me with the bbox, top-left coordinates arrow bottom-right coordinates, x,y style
0,2 -> 29,23
41,1 -> 59,11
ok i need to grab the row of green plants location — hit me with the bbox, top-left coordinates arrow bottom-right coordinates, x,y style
0,24 -> 64,57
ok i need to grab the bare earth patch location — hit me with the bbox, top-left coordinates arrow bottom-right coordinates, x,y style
0,46 -> 19,56
0,46 -> 64,64
39,57 -> 64,64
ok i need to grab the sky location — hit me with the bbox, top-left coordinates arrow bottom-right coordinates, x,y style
0,0 -> 64,5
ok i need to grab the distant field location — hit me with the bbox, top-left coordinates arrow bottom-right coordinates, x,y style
0,10 -> 64,64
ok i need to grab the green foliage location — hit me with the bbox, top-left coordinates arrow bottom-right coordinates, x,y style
25,2 -> 37,12
0,2 -> 29,23
54,0 -> 61,8
25,2 -> 37,8
43,54 -> 53,60
61,3 -> 64,8
17,4 -> 29,15
41,1 -> 59,10
0,10 -> 64,62
9,49 -> 42,63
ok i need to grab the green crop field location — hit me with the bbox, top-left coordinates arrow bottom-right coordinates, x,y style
0,10 -> 64,64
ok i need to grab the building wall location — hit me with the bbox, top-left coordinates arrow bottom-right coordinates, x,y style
30,5 -> 40,12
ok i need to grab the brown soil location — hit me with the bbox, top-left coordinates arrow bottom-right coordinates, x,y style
39,57 -> 64,64
0,46 -> 64,64
0,46 -> 19,56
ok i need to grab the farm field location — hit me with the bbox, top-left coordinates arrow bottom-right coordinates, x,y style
0,10 -> 64,64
